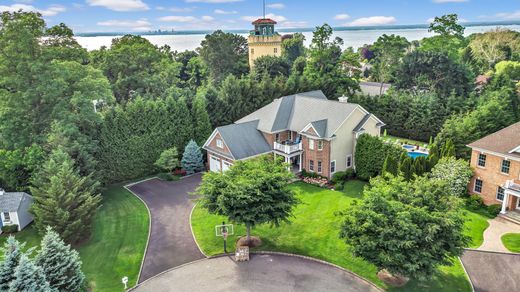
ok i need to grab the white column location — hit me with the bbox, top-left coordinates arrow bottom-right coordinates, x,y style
299,153 -> 302,171
501,192 -> 509,214
285,156 -> 290,171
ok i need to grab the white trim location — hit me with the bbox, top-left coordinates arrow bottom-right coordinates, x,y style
467,146 -> 520,162
331,105 -> 384,136
309,138 -> 315,150
216,139 -> 223,149
317,140 -> 323,151
509,145 -> 520,154
474,178 -> 483,194
330,160 -> 336,174
317,160 -> 322,174
202,129 -> 236,160
301,123 -> 321,138
500,159 -> 511,175
203,128 -> 219,148
496,186 -> 505,202
346,154 -> 353,169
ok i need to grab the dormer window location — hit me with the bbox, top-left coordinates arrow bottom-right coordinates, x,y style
216,139 -> 223,149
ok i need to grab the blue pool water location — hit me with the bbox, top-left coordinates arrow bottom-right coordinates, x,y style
407,152 -> 428,159
403,145 -> 415,150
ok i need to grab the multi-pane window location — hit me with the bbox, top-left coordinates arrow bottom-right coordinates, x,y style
275,133 -> 280,142
309,139 -> 314,150
501,160 -> 511,174
330,161 -> 336,173
309,160 -> 314,171
216,139 -> 223,148
496,186 -> 505,201
317,161 -> 322,173
318,140 -> 323,151
346,155 -> 352,168
474,179 -> 483,193
477,154 -> 486,167
274,48 -> 278,53
3,212 -> 10,222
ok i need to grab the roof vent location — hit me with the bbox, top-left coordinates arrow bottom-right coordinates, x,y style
338,95 -> 349,103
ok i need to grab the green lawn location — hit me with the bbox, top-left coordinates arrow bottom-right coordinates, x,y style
0,184 -> 149,292
501,233 -> 520,253
382,135 -> 429,148
192,180 -> 487,291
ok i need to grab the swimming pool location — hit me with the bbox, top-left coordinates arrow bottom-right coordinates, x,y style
407,152 -> 428,159
403,144 -> 415,150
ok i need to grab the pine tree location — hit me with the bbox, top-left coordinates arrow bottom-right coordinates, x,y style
413,156 -> 425,176
399,157 -> 413,181
440,139 -> 456,158
9,254 -> 52,292
36,227 -> 85,292
181,140 -> 204,175
30,148 -> 101,243
192,95 -> 213,146
382,155 -> 398,176
0,237 -> 25,290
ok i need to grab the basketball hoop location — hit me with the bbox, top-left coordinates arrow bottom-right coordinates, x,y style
215,222 -> 234,253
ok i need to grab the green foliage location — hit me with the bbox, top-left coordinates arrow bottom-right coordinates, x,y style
181,140 -> 204,175
9,254 -> 52,292
282,33 -> 306,65
199,30 -> 249,84
354,134 -> 406,180
399,157 -> 413,180
30,148 -> 101,243
370,34 -> 410,90
394,50 -> 474,96
157,173 -> 180,181
430,157 -> 473,197
192,95 -> 213,146
382,155 -> 398,176
0,144 -> 45,191
428,14 -> 465,38
197,156 -> 298,240
495,60 -> 520,80
468,28 -> 520,71
154,147 -> 180,173
253,56 -> 291,79
340,175 -> 469,280
466,194 -> 484,209
36,227 -> 85,291
0,225 -> 18,234
0,237 -> 25,290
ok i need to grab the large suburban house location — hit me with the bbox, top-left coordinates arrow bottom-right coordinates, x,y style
467,121 -> 520,222
203,90 -> 384,179
0,188 -> 34,232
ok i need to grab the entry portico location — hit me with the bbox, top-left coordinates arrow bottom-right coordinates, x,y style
501,180 -> 520,215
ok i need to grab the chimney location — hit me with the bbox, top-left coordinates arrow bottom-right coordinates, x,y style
338,95 -> 349,103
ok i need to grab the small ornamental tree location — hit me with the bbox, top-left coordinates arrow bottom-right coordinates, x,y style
36,227 -> 85,292
9,254 -> 52,292
430,157 -> 473,197
197,156 -> 299,244
181,140 -> 204,175
340,175 -> 469,282
154,147 -> 180,173
0,237 -> 25,290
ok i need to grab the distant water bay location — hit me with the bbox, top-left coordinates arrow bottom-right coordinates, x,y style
75,25 -> 520,51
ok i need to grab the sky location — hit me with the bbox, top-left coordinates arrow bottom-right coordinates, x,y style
0,0 -> 519,33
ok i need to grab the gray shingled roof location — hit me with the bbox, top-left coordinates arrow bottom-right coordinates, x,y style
353,114 -> 371,132
467,121 -> 520,159
0,192 -> 32,212
236,90 -> 359,137
357,81 -> 391,96
310,119 -> 328,137
216,120 -> 272,160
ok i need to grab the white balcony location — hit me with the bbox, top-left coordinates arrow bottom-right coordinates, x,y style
273,141 -> 302,154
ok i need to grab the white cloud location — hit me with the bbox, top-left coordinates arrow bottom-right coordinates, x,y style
97,19 -> 152,31
158,15 -> 198,22
86,0 -> 149,12
214,9 -> 237,14
201,15 -> 215,21
267,3 -> 285,9
334,14 -> 350,20
493,10 -> 520,20
185,0 -> 242,3
169,6 -> 196,12
0,3 -> 66,16
432,0 -> 469,3
241,13 -> 287,23
346,16 -> 396,26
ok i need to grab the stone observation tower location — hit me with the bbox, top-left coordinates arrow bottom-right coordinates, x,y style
247,17 -> 282,68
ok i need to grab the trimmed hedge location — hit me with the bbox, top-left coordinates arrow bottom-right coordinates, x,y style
1,224 -> 18,233
354,134 -> 406,180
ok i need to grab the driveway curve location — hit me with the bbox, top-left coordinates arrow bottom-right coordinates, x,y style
127,174 -> 205,282
133,253 -> 381,292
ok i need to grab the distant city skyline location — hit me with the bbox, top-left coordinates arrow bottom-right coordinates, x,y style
0,0 -> 519,33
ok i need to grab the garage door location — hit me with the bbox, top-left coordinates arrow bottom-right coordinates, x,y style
209,156 -> 221,172
222,161 -> 233,172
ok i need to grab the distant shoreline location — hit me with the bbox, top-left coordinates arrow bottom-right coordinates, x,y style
75,20 -> 520,37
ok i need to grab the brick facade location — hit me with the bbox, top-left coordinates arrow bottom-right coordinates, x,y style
302,136 -> 331,178
469,149 -> 520,210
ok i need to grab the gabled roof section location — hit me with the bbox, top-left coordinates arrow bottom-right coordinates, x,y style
310,119 -> 328,137
271,94 -> 295,132
467,121 -> 520,159
216,120 -> 272,160
0,192 -> 32,212
353,114 -> 371,132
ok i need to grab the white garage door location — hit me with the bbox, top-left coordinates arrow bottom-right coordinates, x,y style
210,156 -> 221,172
222,161 -> 233,172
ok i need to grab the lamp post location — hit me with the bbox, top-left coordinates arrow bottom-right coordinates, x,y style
221,221 -> 228,253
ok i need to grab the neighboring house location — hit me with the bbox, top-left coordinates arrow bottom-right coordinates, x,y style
357,81 -> 391,96
467,121 -> 520,221
203,90 -> 384,179
0,188 -> 34,231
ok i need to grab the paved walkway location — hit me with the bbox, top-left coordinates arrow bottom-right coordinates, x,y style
133,254 -> 381,292
127,174 -> 205,282
477,217 -> 520,252
461,249 -> 520,292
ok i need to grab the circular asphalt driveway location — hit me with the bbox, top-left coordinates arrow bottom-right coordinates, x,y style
127,174 -> 205,282
133,253 -> 381,292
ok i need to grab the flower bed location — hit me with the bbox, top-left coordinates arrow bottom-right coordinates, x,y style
302,176 -> 329,187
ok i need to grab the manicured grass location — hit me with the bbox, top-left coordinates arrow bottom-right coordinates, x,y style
0,184 -> 149,292
192,180 -> 486,292
501,233 -> 520,253
462,209 -> 491,248
382,135 -> 429,148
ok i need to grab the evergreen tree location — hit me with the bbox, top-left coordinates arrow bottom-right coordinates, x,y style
413,156 -> 426,176
399,157 -> 413,181
36,227 -> 85,292
9,254 -> 52,292
0,237 -> 25,290
440,139 -> 456,158
181,140 -> 205,175
192,95 -> 213,146
382,155 -> 398,176
154,147 -> 180,173
30,148 -> 101,243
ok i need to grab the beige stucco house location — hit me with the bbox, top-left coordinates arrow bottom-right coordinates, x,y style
203,90 -> 384,178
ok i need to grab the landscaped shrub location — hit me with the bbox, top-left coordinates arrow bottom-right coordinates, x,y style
331,171 -> 346,184
334,182 -> 344,191
345,168 -> 356,179
430,157 -> 473,197
157,173 -> 180,181
1,225 -> 18,233
355,134 -> 406,181
467,194 -> 484,209
487,204 -> 502,216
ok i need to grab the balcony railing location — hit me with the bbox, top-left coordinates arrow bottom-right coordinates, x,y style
273,141 -> 302,154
